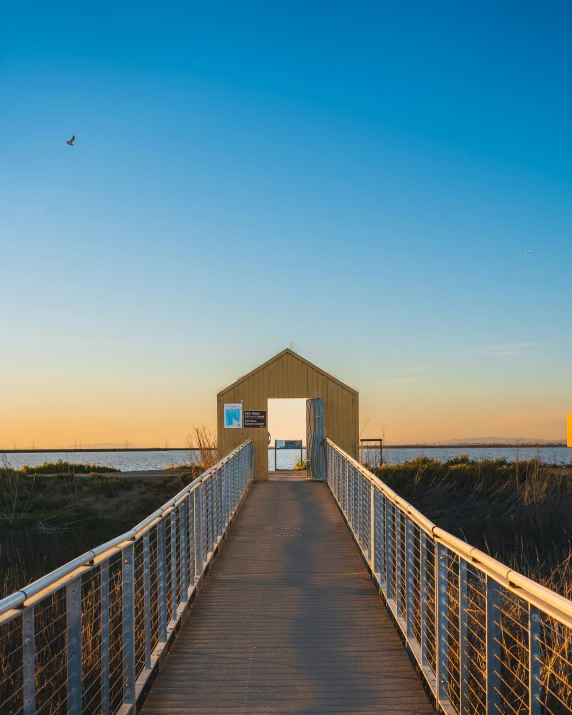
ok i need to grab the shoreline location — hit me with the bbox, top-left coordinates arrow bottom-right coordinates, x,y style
1,442 -> 567,453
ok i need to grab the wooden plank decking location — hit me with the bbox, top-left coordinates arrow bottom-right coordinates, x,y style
141,480 -> 434,714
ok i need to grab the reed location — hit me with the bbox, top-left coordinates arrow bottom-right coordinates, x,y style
186,425 -> 218,470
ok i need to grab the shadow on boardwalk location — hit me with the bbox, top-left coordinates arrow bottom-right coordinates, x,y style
141,480 -> 434,714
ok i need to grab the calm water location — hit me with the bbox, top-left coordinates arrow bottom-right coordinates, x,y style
362,445 -> 571,466
2,446 -> 570,472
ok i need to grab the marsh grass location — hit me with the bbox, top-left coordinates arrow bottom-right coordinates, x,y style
0,456 -> 209,713
0,465 -> 200,599
3,453 -> 572,712
370,454 -> 572,589
363,455 -> 572,711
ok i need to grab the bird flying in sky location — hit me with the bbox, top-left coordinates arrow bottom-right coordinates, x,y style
524,250 -> 531,254
65,135 -> 75,146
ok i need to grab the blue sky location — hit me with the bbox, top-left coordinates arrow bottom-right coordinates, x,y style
1,1 -> 571,446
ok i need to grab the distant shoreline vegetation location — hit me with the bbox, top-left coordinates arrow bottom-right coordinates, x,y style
17,460 -> 120,475
0,441 -> 567,453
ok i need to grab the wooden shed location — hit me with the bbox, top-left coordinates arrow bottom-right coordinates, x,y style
217,349 -> 359,481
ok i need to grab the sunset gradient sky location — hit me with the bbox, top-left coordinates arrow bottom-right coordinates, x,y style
1,1 -> 571,448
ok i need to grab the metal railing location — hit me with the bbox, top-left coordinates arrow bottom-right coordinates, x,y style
327,439 -> 572,715
0,440 -> 254,715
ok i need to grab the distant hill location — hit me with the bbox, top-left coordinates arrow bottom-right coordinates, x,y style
443,437 -> 565,445
66,442 -> 140,449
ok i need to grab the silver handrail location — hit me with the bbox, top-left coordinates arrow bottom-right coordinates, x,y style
326,438 -> 572,714
0,440 -> 254,714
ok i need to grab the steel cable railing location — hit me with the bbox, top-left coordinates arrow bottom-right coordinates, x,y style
0,440 -> 254,715
326,438 -> 572,715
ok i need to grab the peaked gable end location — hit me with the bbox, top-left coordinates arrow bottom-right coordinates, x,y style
217,348 -> 356,398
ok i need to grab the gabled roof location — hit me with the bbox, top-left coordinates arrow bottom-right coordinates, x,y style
217,348 -> 358,397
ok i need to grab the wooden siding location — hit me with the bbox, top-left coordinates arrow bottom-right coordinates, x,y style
217,350 -> 359,480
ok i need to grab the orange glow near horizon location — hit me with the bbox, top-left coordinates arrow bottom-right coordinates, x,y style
1,382 -> 567,450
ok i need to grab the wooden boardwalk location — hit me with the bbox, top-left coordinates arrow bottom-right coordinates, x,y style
141,479 -> 434,714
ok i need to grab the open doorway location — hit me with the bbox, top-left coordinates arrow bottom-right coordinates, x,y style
267,398 -> 307,472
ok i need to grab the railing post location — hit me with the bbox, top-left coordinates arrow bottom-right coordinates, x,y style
361,474 -> 367,551
459,558 -> 468,714
212,470 -> 217,541
529,604 -> 541,715
346,461 -> 351,522
353,465 -> 358,530
143,532 -> 152,669
207,477 -> 213,554
332,450 -> 337,498
122,542 -> 136,706
351,465 -> 355,530
405,516 -> 415,640
189,492 -> 196,588
232,456 -> 237,512
212,471 -> 217,543
332,445 -> 336,494
386,502 -> 395,603
181,498 -> 189,601
340,458 -> 345,512
223,462 -> 229,527
436,542 -> 449,705
66,576 -> 82,713
101,559 -> 110,715
395,509 -> 403,617
378,492 -> 386,587
358,471 -> 363,547
22,607 -> 35,715
420,532 -> 428,667
369,483 -> 375,571
171,511 -> 178,619
157,519 -> 168,643
217,468 -> 223,539
341,453 -> 346,512
196,482 -> 204,573
486,576 -> 501,714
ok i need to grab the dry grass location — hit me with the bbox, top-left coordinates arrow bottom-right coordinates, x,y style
0,433 -> 222,713
368,455 -> 572,712
186,424 -> 218,470
371,454 -> 572,593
